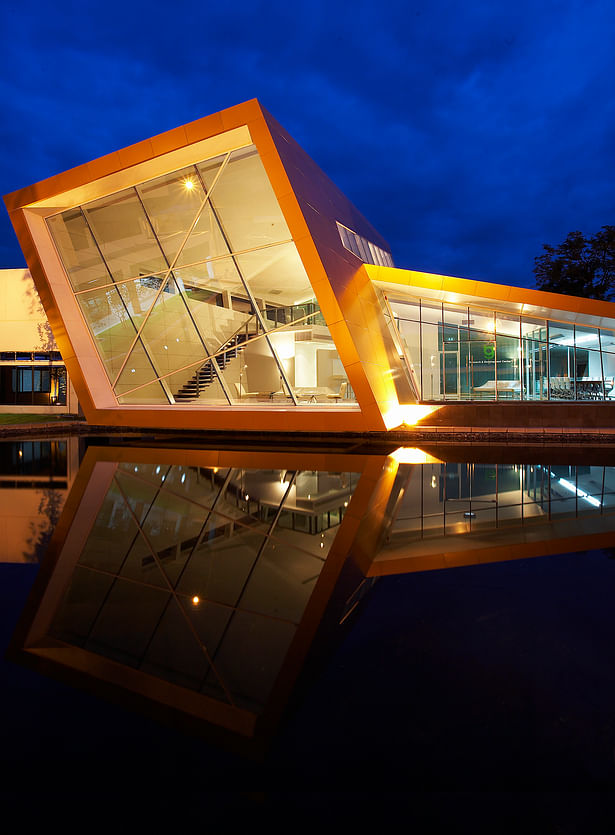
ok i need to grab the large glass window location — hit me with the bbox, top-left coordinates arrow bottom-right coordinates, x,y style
383,290 -> 615,403
47,144 -> 354,409
0,364 -> 66,406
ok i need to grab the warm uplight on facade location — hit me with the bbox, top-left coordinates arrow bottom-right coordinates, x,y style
383,404 -> 442,429
390,447 -> 443,465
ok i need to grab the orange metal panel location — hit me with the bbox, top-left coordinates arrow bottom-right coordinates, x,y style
149,125 -> 190,156
183,110 -> 226,145
84,151 -> 125,184
86,405 -> 371,433
117,138 -> 156,169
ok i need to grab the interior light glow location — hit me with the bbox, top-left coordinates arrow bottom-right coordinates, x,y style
192,595 -> 200,605
182,177 -> 196,191
558,477 -> 601,507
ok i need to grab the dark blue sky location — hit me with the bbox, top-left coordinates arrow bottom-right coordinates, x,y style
1,0 -> 614,289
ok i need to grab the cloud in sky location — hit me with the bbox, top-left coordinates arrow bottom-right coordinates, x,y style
1,0 -> 614,288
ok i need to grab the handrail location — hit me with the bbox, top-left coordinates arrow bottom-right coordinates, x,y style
117,307 -> 326,400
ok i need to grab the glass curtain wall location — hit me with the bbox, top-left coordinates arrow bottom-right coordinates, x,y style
387,295 -> 615,402
46,145 -> 352,407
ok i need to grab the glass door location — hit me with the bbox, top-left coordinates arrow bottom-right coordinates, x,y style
443,351 -> 460,399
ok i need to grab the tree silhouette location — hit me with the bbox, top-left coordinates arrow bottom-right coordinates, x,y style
534,226 -> 615,300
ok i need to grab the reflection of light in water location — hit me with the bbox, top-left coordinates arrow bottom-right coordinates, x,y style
558,478 -> 601,507
538,465 -> 602,508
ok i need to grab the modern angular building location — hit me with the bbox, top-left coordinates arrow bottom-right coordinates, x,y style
5,99 -> 615,432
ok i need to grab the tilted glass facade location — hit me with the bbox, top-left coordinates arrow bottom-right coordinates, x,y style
385,293 -> 615,402
46,145 -> 353,407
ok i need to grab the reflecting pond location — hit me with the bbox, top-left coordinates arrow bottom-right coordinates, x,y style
2,436 -> 615,799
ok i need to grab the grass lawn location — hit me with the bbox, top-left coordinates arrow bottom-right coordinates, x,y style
0,414 -> 76,425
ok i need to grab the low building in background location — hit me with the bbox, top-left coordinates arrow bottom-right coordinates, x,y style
0,269 -> 77,415
5,99 -> 615,432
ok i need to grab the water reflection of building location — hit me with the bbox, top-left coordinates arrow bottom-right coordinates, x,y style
0,437 -> 80,562
10,443 -> 615,750
366,454 -> 615,576
6,99 -> 615,433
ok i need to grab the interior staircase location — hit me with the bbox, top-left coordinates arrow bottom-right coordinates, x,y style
174,332 -> 249,401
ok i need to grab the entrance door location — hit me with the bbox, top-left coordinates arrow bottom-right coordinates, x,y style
443,351 -> 460,399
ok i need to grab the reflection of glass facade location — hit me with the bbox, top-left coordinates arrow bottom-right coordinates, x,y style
49,460 -> 358,712
387,295 -> 615,401
387,461 -> 615,545
47,145 -> 353,407
0,440 -> 67,482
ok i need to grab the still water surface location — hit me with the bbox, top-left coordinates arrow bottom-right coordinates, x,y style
2,436 -> 615,801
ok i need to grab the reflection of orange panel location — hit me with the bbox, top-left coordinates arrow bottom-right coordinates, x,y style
367,531 -> 615,577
